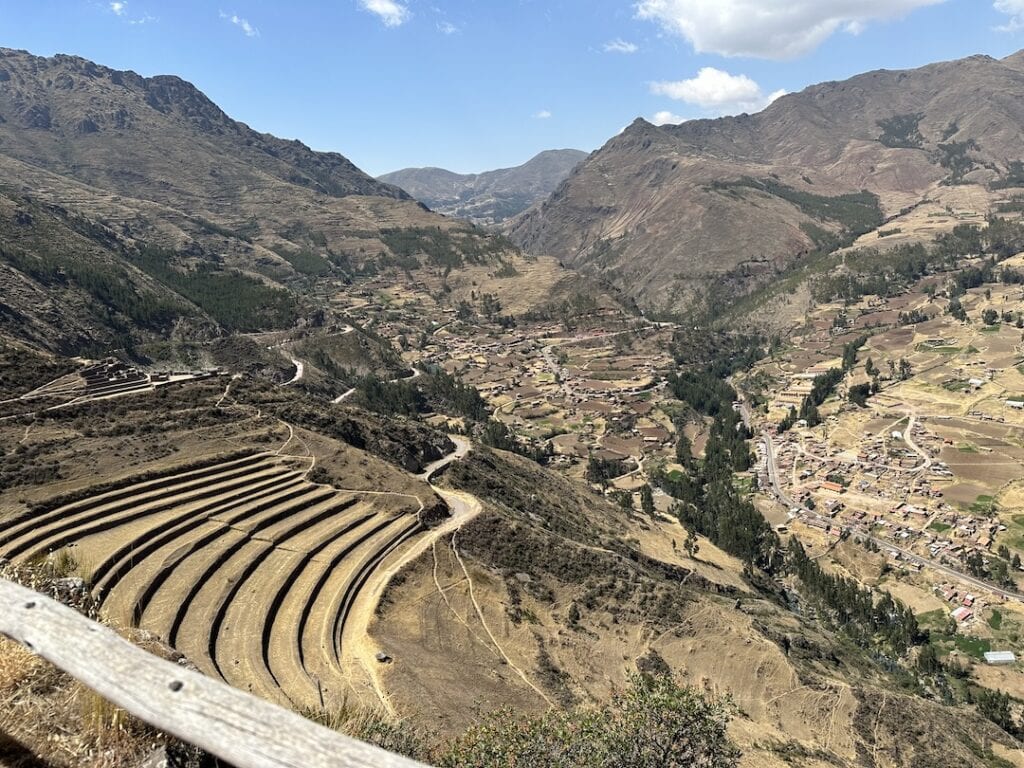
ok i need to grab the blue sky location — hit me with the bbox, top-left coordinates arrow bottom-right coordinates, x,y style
3,1 -> 1024,175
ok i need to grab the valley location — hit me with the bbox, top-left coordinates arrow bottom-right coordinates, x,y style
4,41 -> 1024,768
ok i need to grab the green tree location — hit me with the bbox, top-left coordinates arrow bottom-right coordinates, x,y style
849,383 -> 872,407
480,292 -> 502,320
684,530 -> 699,560
898,358 -> 913,381
948,297 -> 968,322
640,484 -> 656,517
675,431 -> 695,471
916,644 -> 942,675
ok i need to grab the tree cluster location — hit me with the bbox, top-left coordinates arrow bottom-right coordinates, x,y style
790,539 -> 922,654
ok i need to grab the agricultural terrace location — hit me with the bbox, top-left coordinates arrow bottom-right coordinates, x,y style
0,369 -> 461,712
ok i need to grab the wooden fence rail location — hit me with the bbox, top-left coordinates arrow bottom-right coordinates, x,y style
0,578 -> 430,768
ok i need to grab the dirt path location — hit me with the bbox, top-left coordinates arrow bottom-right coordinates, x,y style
338,436 -> 485,715
450,525 -> 555,708
283,357 -> 305,387
902,413 -> 933,469
332,388 -> 357,404
871,692 -> 888,766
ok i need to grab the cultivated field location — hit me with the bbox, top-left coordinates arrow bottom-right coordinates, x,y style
0,450 -> 430,709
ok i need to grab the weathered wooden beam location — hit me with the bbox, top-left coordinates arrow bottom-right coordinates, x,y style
0,578 -> 430,768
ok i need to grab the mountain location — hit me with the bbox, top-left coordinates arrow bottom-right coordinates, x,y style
0,48 -> 407,203
510,51 -> 1024,319
380,149 -> 587,225
0,48 -> 554,354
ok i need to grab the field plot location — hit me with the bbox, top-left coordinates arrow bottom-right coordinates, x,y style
0,451 -> 430,708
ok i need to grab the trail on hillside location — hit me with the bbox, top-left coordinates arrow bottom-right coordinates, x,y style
338,436 -> 485,715
450,525 -> 555,708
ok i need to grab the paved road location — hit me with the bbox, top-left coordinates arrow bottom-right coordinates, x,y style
761,433 -> 1024,604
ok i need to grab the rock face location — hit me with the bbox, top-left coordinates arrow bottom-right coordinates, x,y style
380,149 -> 587,225
509,51 -> 1024,315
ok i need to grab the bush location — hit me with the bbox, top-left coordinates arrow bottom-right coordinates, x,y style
439,673 -> 740,768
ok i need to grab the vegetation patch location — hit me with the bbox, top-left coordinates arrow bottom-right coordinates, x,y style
379,227 -> 513,269
920,344 -> 962,355
272,246 -> 332,276
711,177 -> 883,234
877,113 -> 924,149
991,160 -> 1024,190
970,495 -> 996,514
131,246 -> 298,331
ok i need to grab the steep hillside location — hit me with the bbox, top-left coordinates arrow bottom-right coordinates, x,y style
369,445 -> 1024,766
0,48 -> 406,203
380,149 -> 586,225
510,51 -> 1024,318
0,49 -> 594,359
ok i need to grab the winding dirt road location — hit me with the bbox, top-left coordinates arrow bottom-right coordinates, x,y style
339,435 -> 483,715
332,368 -> 424,405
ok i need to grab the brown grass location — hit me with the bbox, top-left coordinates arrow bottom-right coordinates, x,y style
0,635 -> 161,768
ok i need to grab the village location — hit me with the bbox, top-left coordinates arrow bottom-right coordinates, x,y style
330,273 -> 685,485
740,249 -> 1024,677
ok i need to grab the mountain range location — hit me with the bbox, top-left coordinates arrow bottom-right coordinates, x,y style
0,47 -> 536,355
4,43 -> 1024,768
380,149 -> 587,225
510,51 -> 1024,320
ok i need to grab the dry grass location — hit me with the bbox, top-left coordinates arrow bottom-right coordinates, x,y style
0,568 -> 194,768
0,634 -> 154,768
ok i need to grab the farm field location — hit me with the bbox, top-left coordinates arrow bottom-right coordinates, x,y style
0,423 -> 455,709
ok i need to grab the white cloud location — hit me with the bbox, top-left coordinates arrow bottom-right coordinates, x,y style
995,0 -> 1024,31
108,2 -> 155,25
220,11 -> 259,37
635,0 -> 946,59
604,38 -> 639,53
652,110 -> 686,125
437,20 -> 459,34
535,110 -> 553,119
359,0 -> 411,27
651,67 -> 785,114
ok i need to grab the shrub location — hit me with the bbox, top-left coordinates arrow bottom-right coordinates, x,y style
439,673 -> 740,768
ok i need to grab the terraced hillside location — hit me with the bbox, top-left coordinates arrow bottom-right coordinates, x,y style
0,450 -> 439,708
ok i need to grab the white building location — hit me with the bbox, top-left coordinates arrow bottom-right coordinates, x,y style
984,651 -> 1016,665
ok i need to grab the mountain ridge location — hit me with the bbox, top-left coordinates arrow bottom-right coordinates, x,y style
0,47 -> 408,202
380,148 -> 587,225
510,49 -> 1024,319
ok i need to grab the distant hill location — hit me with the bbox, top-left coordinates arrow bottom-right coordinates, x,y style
380,149 -> 587,225
509,51 -> 1024,319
